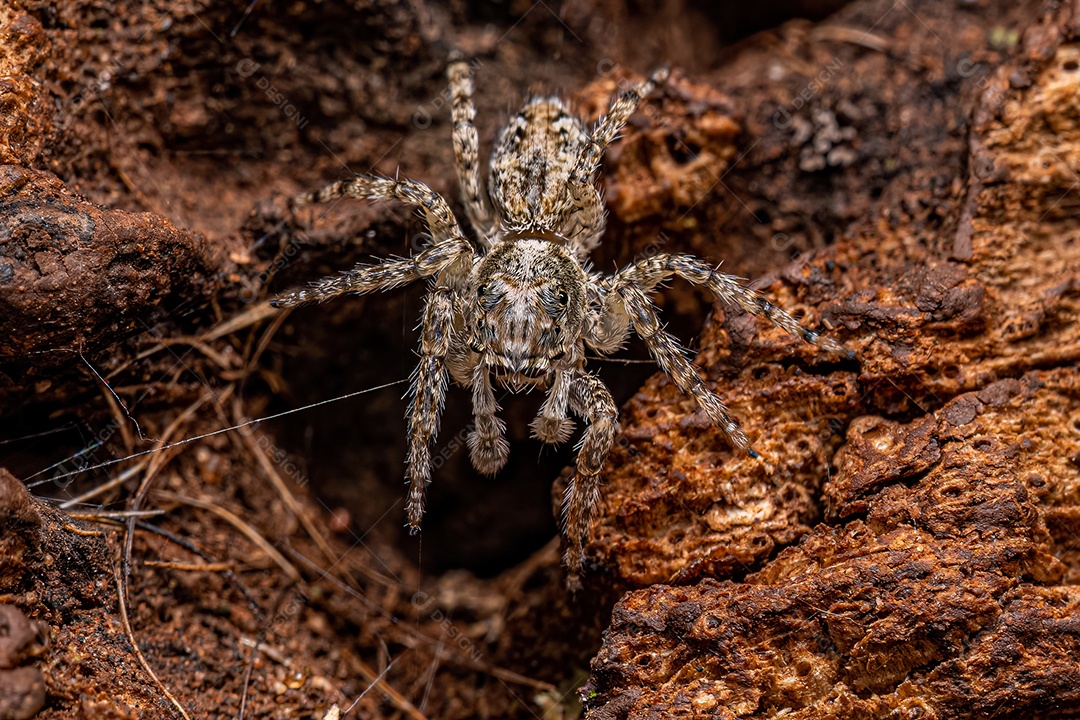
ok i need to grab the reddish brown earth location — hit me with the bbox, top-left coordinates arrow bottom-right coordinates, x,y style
1,0 -> 1078,719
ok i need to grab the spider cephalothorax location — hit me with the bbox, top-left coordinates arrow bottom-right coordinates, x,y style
469,239 -> 586,383
273,58 -> 849,588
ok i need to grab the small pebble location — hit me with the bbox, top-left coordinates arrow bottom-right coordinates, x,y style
0,667 -> 45,720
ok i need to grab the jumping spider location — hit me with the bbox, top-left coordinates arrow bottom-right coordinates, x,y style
273,58 -> 850,588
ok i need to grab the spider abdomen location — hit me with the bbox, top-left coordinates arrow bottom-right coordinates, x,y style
489,97 -> 588,231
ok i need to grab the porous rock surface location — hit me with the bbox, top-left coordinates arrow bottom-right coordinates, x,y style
582,2 -> 1080,717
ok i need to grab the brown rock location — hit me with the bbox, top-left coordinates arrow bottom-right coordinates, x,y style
585,372 -> 1075,718
0,468 -> 40,528
594,70 -> 741,223
0,667 -> 45,720
582,0 -> 1080,591
0,166 -> 217,384
0,605 -> 46,669
582,1 -> 1080,717
0,5 -> 50,166
0,469 -> 41,591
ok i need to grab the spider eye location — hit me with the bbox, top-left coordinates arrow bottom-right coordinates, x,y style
557,290 -> 569,305
477,284 -> 487,297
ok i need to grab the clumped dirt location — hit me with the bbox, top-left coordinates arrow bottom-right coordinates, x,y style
1,0 -> 1078,719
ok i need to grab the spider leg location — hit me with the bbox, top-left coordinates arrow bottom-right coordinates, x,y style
602,253 -> 851,455
295,175 -> 465,245
467,360 -> 509,475
584,280 -> 632,354
611,254 -> 852,357
448,55 -> 495,243
614,283 -> 754,455
270,236 -> 472,307
567,67 -> 669,194
559,184 -> 606,260
563,371 -> 618,590
556,67 -> 668,254
530,361 -> 576,444
405,276 -> 463,530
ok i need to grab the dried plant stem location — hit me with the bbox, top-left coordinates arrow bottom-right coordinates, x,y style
114,544 -> 192,720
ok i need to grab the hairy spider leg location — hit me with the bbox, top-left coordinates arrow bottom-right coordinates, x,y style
276,174 -> 476,530
598,253 -> 854,455
557,66 -> 670,253
448,55 -> 496,244
467,359 -> 509,475
562,371 -> 619,590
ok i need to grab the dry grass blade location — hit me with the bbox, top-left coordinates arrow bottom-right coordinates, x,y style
60,465 -> 147,508
143,560 -> 234,572
202,300 -> 281,342
114,542 -> 192,720
350,653 -> 428,720
154,490 -> 301,582
229,396 -> 338,566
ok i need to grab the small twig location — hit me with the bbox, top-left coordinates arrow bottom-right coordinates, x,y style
60,523 -> 105,537
154,490 -> 301,582
67,509 -> 167,521
238,644 -> 258,720
143,560 -> 234,572
60,464 -> 146,508
134,521 -> 266,621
